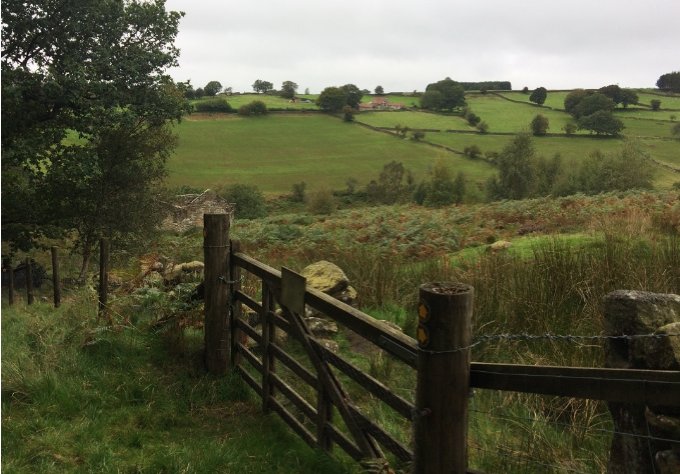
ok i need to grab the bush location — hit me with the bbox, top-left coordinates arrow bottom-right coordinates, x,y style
306,188 -> 336,215
194,99 -> 233,113
219,183 -> 267,219
463,145 -> 482,159
411,131 -> 425,141
651,99 -> 662,111
290,182 -> 306,202
342,105 -> 355,122
238,100 -> 268,116
531,114 -> 550,136
476,121 -> 489,134
466,112 -> 481,126
563,122 -> 577,136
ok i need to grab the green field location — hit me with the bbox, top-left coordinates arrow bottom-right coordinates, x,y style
356,110 -> 472,130
170,87 -> 679,194
195,93 -> 320,110
168,114 -> 496,193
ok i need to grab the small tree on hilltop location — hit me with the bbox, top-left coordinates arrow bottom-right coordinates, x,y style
317,87 -> 348,112
529,87 -> 547,105
252,79 -> 273,94
280,81 -> 298,99
657,71 -> 680,92
375,85 -> 384,95
204,80 -> 222,96
531,114 -> 550,136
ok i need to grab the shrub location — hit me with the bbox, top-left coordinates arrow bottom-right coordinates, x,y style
411,130 -> 425,141
342,105 -> 355,122
466,112 -> 481,126
563,122 -> 577,136
238,100 -> 268,116
651,99 -> 662,111
194,99 -> 233,113
219,183 -> 267,219
463,145 -> 482,159
531,114 -> 550,136
290,182 -> 306,202
476,121 -> 489,134
306,188 -> 336,215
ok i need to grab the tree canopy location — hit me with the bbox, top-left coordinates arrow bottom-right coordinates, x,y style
529,87 -> 547,105
252,79 -> 274,93
316,84 -> 363,112
1,0 -> 188,272
422,77 -> 466,111
203,80 -> 222,96
280,80 -> 298,99
657,71 -> 680,92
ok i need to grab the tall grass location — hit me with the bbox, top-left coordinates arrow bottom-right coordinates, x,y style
1,291 -> 356,473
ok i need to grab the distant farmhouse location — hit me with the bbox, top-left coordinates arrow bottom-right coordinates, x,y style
359,97 -> 405,111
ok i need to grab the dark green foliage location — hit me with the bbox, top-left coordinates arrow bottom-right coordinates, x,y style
394,124 -> 410,138
194,99 -> 233,113
452,171 -> 466,204
572,93 -> 615,118
554,140 -> 653,195
238,100 -> 268,116
1,0 -> 188,265
476,121 -> 489,134
423,160 -> 457,207
563,122 -> 577,135
577,111 -> 624,136
532,154 -> 563,196
466,112 -> 481,126
203,81 -> 222,96
599,85 -> 638,108
420,90 -> 444,110
252,79 -> 274,93
341,84 -> 363,108
280,80 -> 298,99
522,86 -> 529,94
219,184 -> 267,219
650,99 -> 662,111
423,77 -> 466,111
411,130 -> 425,141
464,145 -> 482,159
563,89 -> 590,114
317,87 -> 349,112
366,161 -> 414,204
374,85 -> 384,95
342,105 -> 355,122
194,87 -> 205,98
459,81 -> 512,91
291,182 -> 307,202
529,87 -> 547,105
530,114 -> 550,136
487,134 -> 535,200
656,71 -> 680,92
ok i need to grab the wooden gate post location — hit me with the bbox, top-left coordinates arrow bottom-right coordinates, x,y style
98,239 -> 109,318
413,282 -> 473,474
204,214 -> 231,375
26,258 -> 34,305
52,246 -> 61,308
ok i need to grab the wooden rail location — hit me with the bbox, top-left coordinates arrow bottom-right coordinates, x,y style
199,216 -> 680,474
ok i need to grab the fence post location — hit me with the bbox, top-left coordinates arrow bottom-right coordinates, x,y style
8,260 -> 15,306
26,258 -> 34,305
52,246 -> 61,308
413,282 -> 473,474
204,213 -> 231,375
98,238 -> 109,319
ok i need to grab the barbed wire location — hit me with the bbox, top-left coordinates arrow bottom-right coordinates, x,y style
468,408 -> 680,446
419,331 -> 680,354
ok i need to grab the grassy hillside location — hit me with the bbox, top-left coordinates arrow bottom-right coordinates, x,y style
168,114 -> 495,193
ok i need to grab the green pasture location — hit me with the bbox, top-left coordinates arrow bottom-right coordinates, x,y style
197,93 -> 319,110
464,95 -> 581,134
168,114 -> 495,193
613,109 -> 678,120
635,92 -> 680,109
361,95 -> 421,107
495,91 -> 571,110
356,110 -> 471,130
619,116 -> 675,138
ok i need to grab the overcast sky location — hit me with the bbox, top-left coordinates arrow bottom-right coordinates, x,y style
164,0 -> 680,94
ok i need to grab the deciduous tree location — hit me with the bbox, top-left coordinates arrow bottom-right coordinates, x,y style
529,87 -> 547,105
1,0 -> 188,274
657,71 -> 680,92
280,80 -> 298,99
423,77 -> 466,111
204,80 -> 222,96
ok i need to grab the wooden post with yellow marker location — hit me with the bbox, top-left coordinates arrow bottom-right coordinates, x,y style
413,282 -> 473,474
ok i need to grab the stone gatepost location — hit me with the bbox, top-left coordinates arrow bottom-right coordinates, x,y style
603,290 -> 680,474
